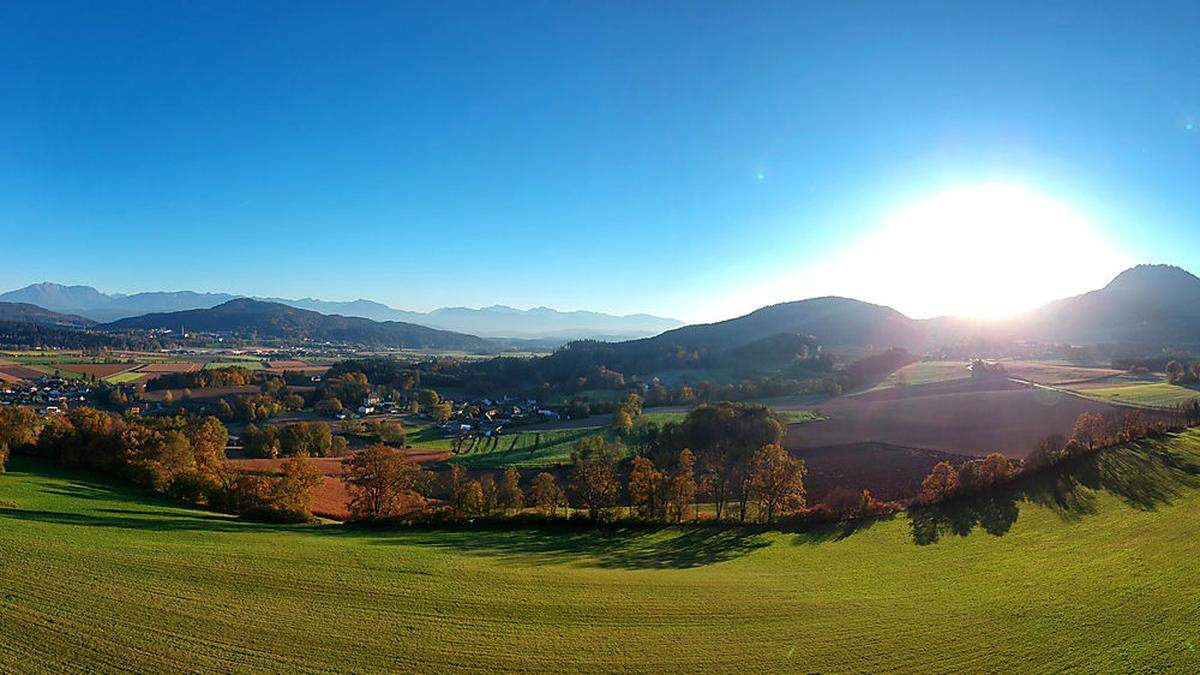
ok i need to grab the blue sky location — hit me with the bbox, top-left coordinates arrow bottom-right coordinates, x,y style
3,1 -> 1199,322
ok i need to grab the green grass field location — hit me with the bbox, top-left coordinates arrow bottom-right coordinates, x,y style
640,409 -> 823,426
1071,381 -> 1200,408
203,360 -> 265,370
447,426 -> 610,468
3,432 -> 1200,671
869,360 -> 970,392
104,371 -> 148,384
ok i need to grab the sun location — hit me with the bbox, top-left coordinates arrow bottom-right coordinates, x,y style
811,183 -> 1132,318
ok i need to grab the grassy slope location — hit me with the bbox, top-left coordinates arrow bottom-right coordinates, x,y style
869,360 -> 970,392
446,426 -> 609,469
1071,381 -> 1200,408
2,434 -> 1200,672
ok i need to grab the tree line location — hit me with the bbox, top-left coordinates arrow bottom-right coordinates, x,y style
916,408 -> 1185,505
0,406 -> 324,522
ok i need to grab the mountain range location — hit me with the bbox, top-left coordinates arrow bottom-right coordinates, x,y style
0,283 -> 682,340
4,264 -> 1199,355
102,299 -> 491,351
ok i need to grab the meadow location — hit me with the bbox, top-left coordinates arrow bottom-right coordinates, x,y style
445,426 -> 611,469
2,430 -> 1200,671
1068,381 -> 1200,408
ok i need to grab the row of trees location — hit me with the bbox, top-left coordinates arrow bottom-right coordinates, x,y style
2,406 -> 324,522
341,405 -> 811,526
242,421 -> 350,459
1165,360 -> 1200,385
918,409 -> 1178,505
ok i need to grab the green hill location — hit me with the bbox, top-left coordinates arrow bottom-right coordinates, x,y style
2,433 -> 1200,671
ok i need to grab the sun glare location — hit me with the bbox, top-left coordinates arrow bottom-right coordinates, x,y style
807,183 -> 1132,319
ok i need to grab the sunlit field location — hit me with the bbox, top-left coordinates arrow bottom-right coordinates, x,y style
3,432 -> 1200,672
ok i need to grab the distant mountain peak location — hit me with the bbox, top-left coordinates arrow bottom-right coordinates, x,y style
1104,264 -> 1200,292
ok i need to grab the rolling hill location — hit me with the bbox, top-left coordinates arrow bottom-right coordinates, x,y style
101,299 -> 492,351
2,430 -> 1199,670
0,283 -> 680,339
642,296 -> 923,352
0,302 -> 94,328
1013,264 -> 1200,346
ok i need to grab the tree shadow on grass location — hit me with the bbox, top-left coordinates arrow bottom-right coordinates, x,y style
338,523 -> 771,570
908,436 -> 1200,545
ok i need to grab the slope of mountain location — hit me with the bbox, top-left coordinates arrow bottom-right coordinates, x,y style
0,283 -> 238,322
1014,264 -> 1200,346
0,283 -> 680,339
0,283 -> 111,314
642,296 -> 923,352
101,299 -> 492,351
0,302 -> 95,327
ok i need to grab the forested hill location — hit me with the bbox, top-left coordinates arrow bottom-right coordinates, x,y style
642,296 -> 923,352
1013,264 -> 1200,346
0,302 -> 95,328
101,299 -> 493,351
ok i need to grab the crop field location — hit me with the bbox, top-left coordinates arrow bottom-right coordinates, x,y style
799,443 -> 969,503
791,378 -> 1121,458
3,432 -> 1200,671
24,364 -> 85,380
138,362 -> 202,374
1069,381 -> 1200,408
868,360 -> 970,392
1002,360 -> 1124,385
104,371 -> 150,384
0,364 -> 47,381
53,363 -> 138,378
640,409 -> 823,426
203,360 -> 265,370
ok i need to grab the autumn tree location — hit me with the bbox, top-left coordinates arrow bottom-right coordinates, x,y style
444,463 -> 467,507
1166,360 -> 1185,384
497,467 -> 524,513
431,402 -> 453,424
1072,412 -> 1107,451
666,448 -> 697,522
746,444 -> 806,524
919,461 -> 960,503
530,472 -> 565,516
272,453 -> 324,521
343,444 -> 418,521
568,435 -> 622,522
979,452 -> 1013,487
611,408 -> 634,436
681,402 -> 785,520
1027,434 -> 1066,469
627,455 -> 666,519
460,480 -> 485,516
187,416 -> 228,473
479,474 -> 499,513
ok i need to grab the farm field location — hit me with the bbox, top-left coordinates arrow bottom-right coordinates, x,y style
640,409 -> 823,426
203,360 -> 265,370
1068,381 -> 1200,408
867,360 -> 970,392
798,443 -> 968,503
3,433 -> 1200,671
104,371 -> 149,384
791,377 -> 1121,458
1001,359 -> 1125,385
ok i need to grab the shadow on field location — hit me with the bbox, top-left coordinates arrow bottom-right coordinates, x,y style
908,436 -> 1200,545
348,525 -> 771,570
